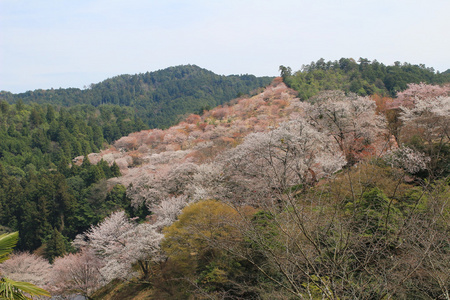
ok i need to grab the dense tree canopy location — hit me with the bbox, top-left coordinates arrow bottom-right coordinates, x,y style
0,65 -> 273,128
280,58 -> 450,99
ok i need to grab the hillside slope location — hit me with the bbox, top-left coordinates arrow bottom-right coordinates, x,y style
77,80 -> 448,299
2,79 -> 449,299
85,78 -> 393,211
0,65 -> 274,128
85,79 -> 303,185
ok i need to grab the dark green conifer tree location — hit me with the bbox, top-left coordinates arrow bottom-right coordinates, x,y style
110,161 -> 121,178
45,227 -> 66,263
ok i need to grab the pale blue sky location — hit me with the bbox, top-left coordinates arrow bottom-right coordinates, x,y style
1,0 -> 449,93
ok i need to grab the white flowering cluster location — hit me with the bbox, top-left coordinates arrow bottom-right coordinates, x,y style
73,211 -> 163,282
400,96 -> 450,121
303,91 -> 386,160
221,117 -> 346,204
399,96 -> 449,167
384,147 -> 430,174
152,195 -> 191,228
51,249 -> 103,296
0,252 -> 52,289
63,87 -> 394,289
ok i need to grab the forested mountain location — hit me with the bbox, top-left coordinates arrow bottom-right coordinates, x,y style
0,66 -> 272,256
280,58 -> 450,99
0,65 -> 274,128
0,61 -> 449,299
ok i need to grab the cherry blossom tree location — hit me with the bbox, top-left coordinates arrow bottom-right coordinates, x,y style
221,117 -> 346,205
114,136 -> 139,151
303,91 -> 386,164
399,95 -> 450,177
386,83 -> 450,143
394,83 -> 450,108
185,163 -> 227,202
163,163 -> 199,196
126,173 -> 168,210
126,162 -> 198,211
50,249 -> 103,298
384,147 -> 430,174
185,114 -> 202,124
400,96 -> 450,121
108,223 -> 164,279
73,211 -> 134,256
73,211 -> 163,282
152,195 -> 191,229
0,232 -> 51,299
0,252 -> 52,290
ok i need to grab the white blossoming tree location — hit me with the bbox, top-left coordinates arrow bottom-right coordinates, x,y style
384,147 -> 430,174
50,249 -> 103,298
303,91 -> 386,164
127,162 -> 199,211
0,252 -> 52,291
73,211 -> 164,282
399,95 -> 450,177
221,117 -> 346,205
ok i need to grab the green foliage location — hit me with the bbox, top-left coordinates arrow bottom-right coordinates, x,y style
45,228 -> 66,263
162,200 -> 255,297
155,162 -> 449,299
2,62 -> 449,297
110,161 -> 121,177
345,187 -> 402,237
281,58 -> 450,99
0,155 -> 129,252
1,65 -> 273,129
0,101 -> 142,174
247,211 -> 282,251
163,200 -> 239,264
0,278 -> 50,300
0,232 -> 18,263
102,184 -> 137,218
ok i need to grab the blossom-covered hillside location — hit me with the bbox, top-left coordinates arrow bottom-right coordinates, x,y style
83,79 -> 392,211
3,80 -> 449,299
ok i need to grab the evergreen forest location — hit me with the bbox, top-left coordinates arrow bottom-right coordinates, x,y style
1,65 -> 274,128
280,57 -> 450,99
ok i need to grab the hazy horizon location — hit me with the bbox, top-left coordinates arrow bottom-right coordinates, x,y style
1,0 -> 449,93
